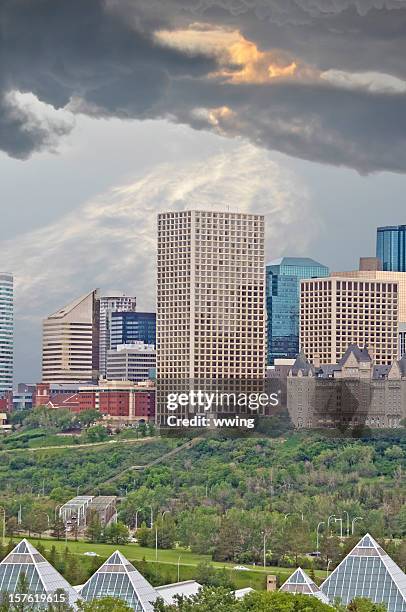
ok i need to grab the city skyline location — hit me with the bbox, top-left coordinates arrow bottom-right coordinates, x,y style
1,2 -> 406,382
4,214 -> 406,386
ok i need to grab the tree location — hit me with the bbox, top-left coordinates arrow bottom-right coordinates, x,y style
195,562 -> 233,589
136,523 -> 150,547
320,536 -> 342,566
283,518 -> 312,564
64,553 -> 82,585
153,587 -> 236,612
52,517 -> 66,541
6,517 -> 18,538
48,544 -> 58,568
149,516 -> 176,550
85,511 -> 103,543
77,598 -> 133,611
75,410 -> 102,429
212,517 -> 244,562
153,588 -> 335,612
103,522 -> 129,545
85,425 -> 109,443
347,597 -> 387,612
22,511 -> 48,538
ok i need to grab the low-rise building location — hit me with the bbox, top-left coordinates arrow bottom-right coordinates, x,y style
34,379 -> 155,423
0,413 -> 11,431
87,496 -> 117,527
0,391 -> 13,413
287,344 -> 406,429
59,496 -> 94,527
106,342 -> 156,384
12,392 -> 33,412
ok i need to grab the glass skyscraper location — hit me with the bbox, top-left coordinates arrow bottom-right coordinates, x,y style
110,312 -> 156,349
377,225 -> 406,271
266,257 -> 329,364
0,273 -> 13,394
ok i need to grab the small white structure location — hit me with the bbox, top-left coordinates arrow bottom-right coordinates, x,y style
156,581 -> 202,605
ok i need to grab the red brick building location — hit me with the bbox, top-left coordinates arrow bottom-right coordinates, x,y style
34,380 -> 155,423
0,392 -> 13,413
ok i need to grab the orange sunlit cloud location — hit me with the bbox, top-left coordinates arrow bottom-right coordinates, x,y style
155,25 -> 298,84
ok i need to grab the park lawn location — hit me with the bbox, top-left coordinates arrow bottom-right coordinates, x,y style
27,537 -> 327,589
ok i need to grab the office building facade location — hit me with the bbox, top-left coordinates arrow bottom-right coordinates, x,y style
300,275 -> 398,366
107,342 -> 156,383
99,294 -> 136,378
266,257 -> 328,364
42,289 -> 100,384
377,225 -> 406,272
157,210 -> 266,380
110,311 -> 156,349
0,273 -> 13,394
332,258 -> 406,359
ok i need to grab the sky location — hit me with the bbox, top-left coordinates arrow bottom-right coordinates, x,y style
1,0 -> 406,382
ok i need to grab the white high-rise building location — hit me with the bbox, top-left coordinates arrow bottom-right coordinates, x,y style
99,294 -> 136,378
107,342 -> 156,383
157,210 -> 266,380
42,289 -> 100,384
0,273 -> 13,393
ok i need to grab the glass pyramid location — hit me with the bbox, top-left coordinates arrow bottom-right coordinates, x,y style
321,534 -> 406,612
79,550 -> 159,611
0,539 -> 80,608
280,567 -> 330,603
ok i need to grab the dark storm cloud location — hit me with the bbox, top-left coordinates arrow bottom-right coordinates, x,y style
1,0 -> 406,173
0,93 -> 73,160
0,0 -> 214,153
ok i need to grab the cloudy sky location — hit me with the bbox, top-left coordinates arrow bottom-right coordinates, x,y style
1,0 -> 406,382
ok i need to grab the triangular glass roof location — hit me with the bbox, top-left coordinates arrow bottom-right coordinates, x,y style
321,533 -> 406,612
79,550 -> 159,611
0,539 -> 80,608
280,567 -> 330,603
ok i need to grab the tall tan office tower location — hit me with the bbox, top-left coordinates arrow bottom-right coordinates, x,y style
42,289 -> 100,383
157,210 -> 266,381
300,277 -> 398,365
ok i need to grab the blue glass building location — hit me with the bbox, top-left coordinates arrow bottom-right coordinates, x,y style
266,257 -> 329,364
377,225 -> 406,271
110,312 -> 156,349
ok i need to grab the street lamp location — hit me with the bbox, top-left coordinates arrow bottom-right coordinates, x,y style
135,510 -> 140,531
262,532 -> 267,569
342,511 -> 350,537
0,507 -> 5,547
162,511 -> 170,520
327,514 -> 336,535
316,521 -> 325,553
326,559 -> 332,578
352,517 -> 363,535
155,527 -> 158,562
177,555 -> 182,582
148,506 -> 154,529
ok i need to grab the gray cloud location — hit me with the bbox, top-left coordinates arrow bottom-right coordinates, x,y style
0,92 -> 73,159
1,0 -> 406,173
